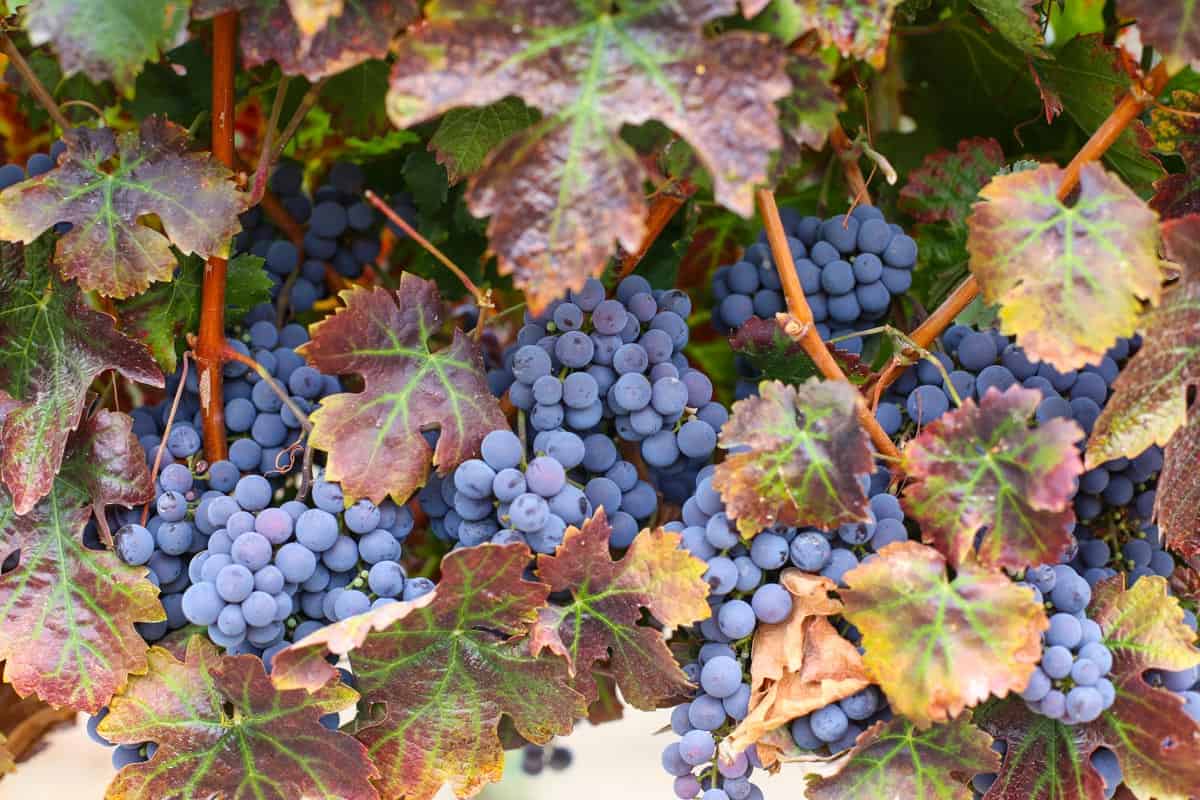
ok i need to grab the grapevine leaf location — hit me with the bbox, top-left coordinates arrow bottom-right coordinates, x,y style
0,410 -> 161,713
99,636 -> 379,800
1152,118 -> 1200,219
116,252 -> 271,373
1158,409 -> 1200,568
729,317 -> 870,387
428,98 -> 541,185
724,570 -> 870,755
342,543 -> 586,800
902,385 -> 1084,570
804,716 -> 1001,800
1150,90 -> 1200,155
792,0 -> 903,68
899,138 -> 1006,224
299,275 -> 508,505
0,117 -> 248,299
192,0 -> 417,81
713,379 -> 873,538
0,240 -> 163,515
1117,0 -> 1200,65
968,0 -> 1045,56
386,0 -> 790,312
321,61 -> 394,139
21,0 -> 190,93
840,542 -> 1048,728
530,510 -> 711,710
967,162 -> 1162,371
779,55 -> 843,152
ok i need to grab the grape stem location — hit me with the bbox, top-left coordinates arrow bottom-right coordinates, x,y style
141,353 -> 193,527
867,60 -> 1173,399
0,34 -> 71,133
616,178 -> 697,279
756,188 -> 902,463
268,77 -> 329,167
830,122 -> 872,208
247,75 -> 290,207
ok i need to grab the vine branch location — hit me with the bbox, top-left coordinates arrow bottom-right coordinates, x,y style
830,122 -> 872,207
617,178 -> 697,279
0,34 -> 71,132
269,77 -> 328,166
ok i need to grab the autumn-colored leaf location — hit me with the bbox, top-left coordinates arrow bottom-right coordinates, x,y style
100,636 -> 378,800
903,385 -> 1083,570
729,317 -> 870,387
1158,409 -> 1200,568
0,410 -> 161,713
1087,215 -> 1200,467
1152,130 -> 1200,220
1150,90 -> 1200,155
714,379 -> 873,538
792,0 -> 903,68
0,239 -> 162,516
967,162 -> 1162,370
840,542 -> 1048,728
779,55 -> 843,152
21,0 -> 190,93
339,544 -> 585,800
299,274 -> 507,505
428,98 -> 540,185
193,0 -> 417,81
1117,0 -> 1200,65
531,511 -> 710,710
724,570 -> 870,755
386,0 -> 789,311
805,716 -> 1000,800
899,138 -> 1006,224
968,0 -> 1045,56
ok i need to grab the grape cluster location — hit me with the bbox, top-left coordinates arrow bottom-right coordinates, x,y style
1071,521 -> 1175,589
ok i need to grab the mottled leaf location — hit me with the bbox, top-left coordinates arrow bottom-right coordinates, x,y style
805,716 -> 1001,800
841,542 -> 1048,728
193,0 -> 418,81
899,138 -> 1006,224
531,511 -> 710,710
967,162 -> 1162,370
1150,90 -> 1200,155
100,636 -> 378,800
0,117 -> 247,298
429,98 -> 540,185
299,274 -> 507,505
1158,409 -> 1200,568
117,252 -> 271,373
779,55 -> 842,152
714,379 -> 873,538
22,0 -> 189,93
0,240 -> 163,515
1117,0 -> 1200,66
903,385 -> 1084,570
0,410 -> 161,713
341,543 -> 586,800
792,0 -> 903,67
968,0 -> 1045,56
729,317 -> 870,387
386,0 -> 790,312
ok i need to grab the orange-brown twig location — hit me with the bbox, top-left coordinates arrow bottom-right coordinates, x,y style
617,179 -> 697,279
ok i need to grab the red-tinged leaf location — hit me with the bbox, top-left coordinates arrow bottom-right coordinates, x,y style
386,0 -> 789,312
779,55 -> 843,153
1158,410 -> 1200,568
0,239 -> 162,516
0,410 -> 161,713
0,117 -> 247,299
1152,138 -> 1200,220
714,379 -> 873,538
1117,0 -> 1200,65
729,317 -> 870,387
531,511 -> 710,710
193,0 -> 417,81
899,138 -> 1006,224
299,275 -> 507,505
342,544 -> 586,800
967,162 -> 1162,371
1087,215 -> 1200,467
100,636 -> 378,800
792,0 -> 902,67
1150,90 -> 1200,156
902,385 -> 1084,570
805,716 -> 1000,800
840,542 -> 1048,728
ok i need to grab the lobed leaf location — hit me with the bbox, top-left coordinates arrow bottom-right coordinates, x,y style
299,274 -> 507,506
0,410 -> 161,713
100,636 -> 378,800
840,542 -> 1048,728
1152,129 -> 1200,220
805,716 -> 1000,800
1149,90 -> 1200,156
0,240 -> 162,515
1117,0 -> 1200,66
386,0 -> 790,311
967,162 -> 1162,371
728,317 -> 869,387
779,55 -> 843,153
428,98 -> 541,185
899,137 -> 1006,225
968,0 -> 1045,56
714,379 -> 873,538
902,385 -> 1084,570
791,0 -> 903,68
0,117 -> 248,299
1157,410 -> 1200,568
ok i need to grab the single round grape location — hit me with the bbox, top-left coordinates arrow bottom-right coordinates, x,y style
810,704 -> 849,743
358,529 -> 401,564
322,535 -> 360,571
182,582 -> 223,626
1047,613 -> 1083,649
717,600 -> 756,639
790,532 -> 832,572
231,532 -> 272,571
115,524 -> 155,566
368,560 -> 406,597
749,533 -> 788,570
678,730 -> 716,766
526,456 -> 567,497
751,582 -> 793,623
700,655 -> 743,699
296,509 -> 339,551
1041,645 -> 1074,679
234,475 -> 273,512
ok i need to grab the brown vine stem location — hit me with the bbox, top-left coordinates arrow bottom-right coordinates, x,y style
195,11 -> 238,463
868,60 -> 1173,400
757,188 -> 902,462
248,75 -> 289,205
269,77 -> 328,166
0,34 -> 71,132
617,179 -> 697,279
142,354 -> 191,526
830,122 -> 872,208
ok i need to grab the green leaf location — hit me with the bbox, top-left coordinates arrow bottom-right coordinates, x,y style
21,0 -> 190,94
429,97 -> 541,184
386,0 -> 791,312
713,379 -> 874,537
903,385 -> 1084,570
778,55 -> 843,153
968,0 -> 1045,56
729,317 -> 870,386
1117,0 -> 1200,66
0,410 -> 162,713
0,117 -> 248,299
299,274 -> 508,506
0,240 -> 163,515
321,60 -> 395,139
967,162 -> 1163,371
100,636 -> 378,800
792,0 -> 904,67
403,150 -> 450,219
